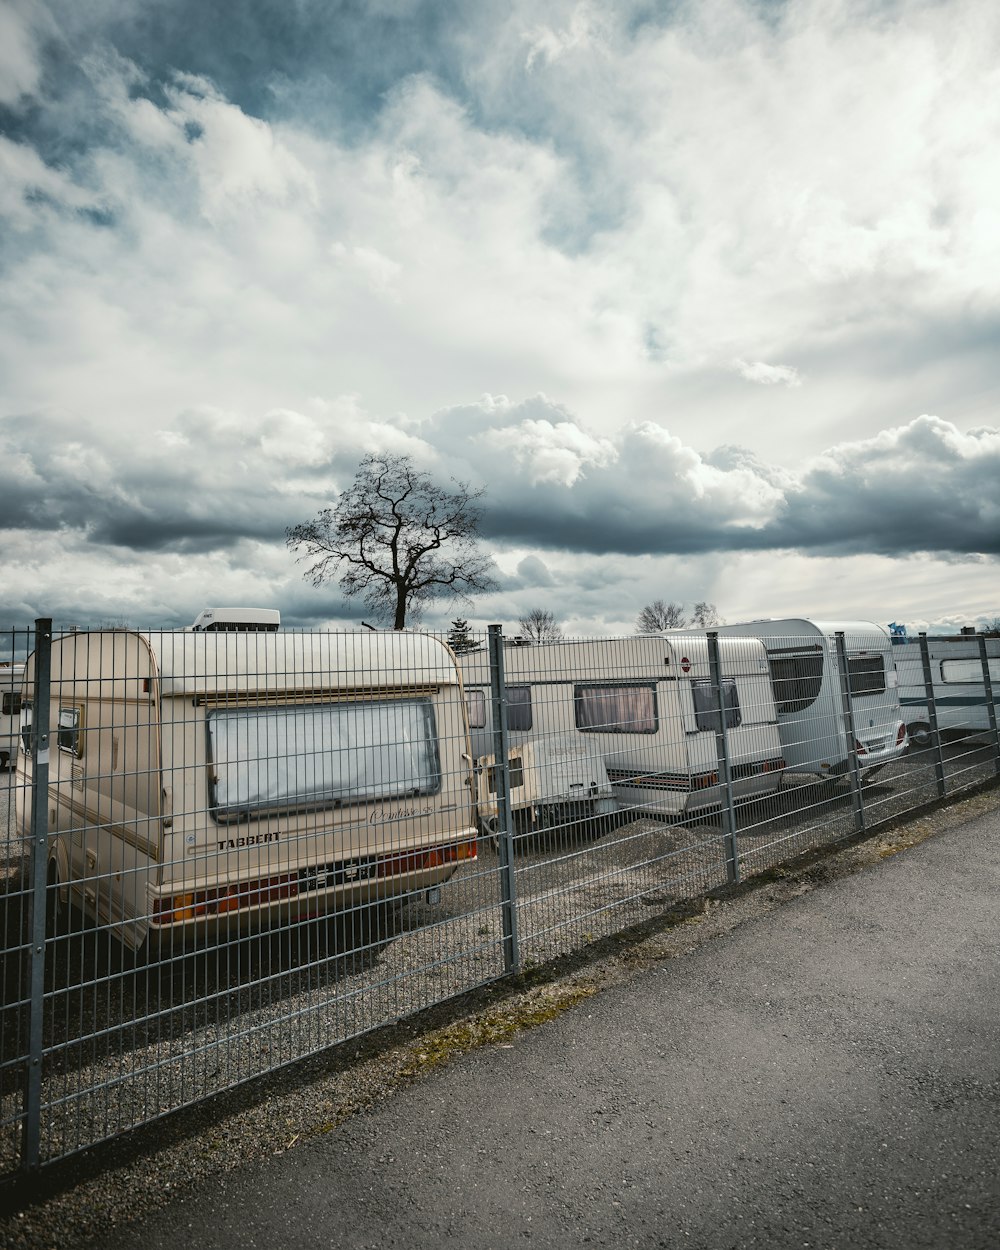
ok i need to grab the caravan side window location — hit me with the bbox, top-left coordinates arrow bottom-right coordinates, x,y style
57,705 -> 84,758
846,655 -> 886,696
207,697 -> 441,822
574,684 -> 657,734
767,649 -> 824,715
691,680 -> 742,733
940,658 -> 1000,684
465,688 -> 487,729
507,686 -> 532,732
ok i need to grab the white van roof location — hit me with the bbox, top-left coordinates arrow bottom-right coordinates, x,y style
189,608 -> 281,632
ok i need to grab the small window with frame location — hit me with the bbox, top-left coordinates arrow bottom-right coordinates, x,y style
57,705 -> 85,758
465,688 -> 487,729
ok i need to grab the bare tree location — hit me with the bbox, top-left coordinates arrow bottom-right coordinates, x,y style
286,454 -> 497,630
518,608 -> 563,643
690,601 -> 722,627
636,600 -> 688,632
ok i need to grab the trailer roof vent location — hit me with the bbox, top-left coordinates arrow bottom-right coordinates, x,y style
190,608 -> 281,633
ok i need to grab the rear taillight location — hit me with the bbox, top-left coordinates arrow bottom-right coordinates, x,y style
152,874 -> 298,925
854,739 -> 868,756
377,838 -> 478,878
151,839 -> 477,926
896,723 -> 906,745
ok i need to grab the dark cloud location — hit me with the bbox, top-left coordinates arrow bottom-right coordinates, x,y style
431,402 -> 999,560
4,407 -> 997,566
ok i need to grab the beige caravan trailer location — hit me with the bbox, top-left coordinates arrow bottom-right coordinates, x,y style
16,626 -> 477,950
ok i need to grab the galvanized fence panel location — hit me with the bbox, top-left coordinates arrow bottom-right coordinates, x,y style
1,623 -> 505,1176
2,619 -> 999,1181
1,627 -> 34,1178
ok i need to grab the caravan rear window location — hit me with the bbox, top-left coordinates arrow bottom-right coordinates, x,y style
575,684 -> 657,734
207,698 -> 441,822
767,649 -> 824,715
464,685 -> 532,732
691,679 -> 742,733
847,655 -> 886,696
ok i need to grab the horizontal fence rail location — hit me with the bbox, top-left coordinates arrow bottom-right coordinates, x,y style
1,620 -> 998,1180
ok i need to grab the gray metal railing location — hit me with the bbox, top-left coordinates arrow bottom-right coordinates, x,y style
1,620 -> 998,1181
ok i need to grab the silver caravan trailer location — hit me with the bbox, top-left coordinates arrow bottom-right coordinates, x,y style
718,619 -> 907,779
16,625 -> 477,950
1,661 -> 25,770
460,634 -> 784,820
894,635 -> 1000,748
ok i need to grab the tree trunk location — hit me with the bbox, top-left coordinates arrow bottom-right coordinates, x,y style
393,586 -> 406,630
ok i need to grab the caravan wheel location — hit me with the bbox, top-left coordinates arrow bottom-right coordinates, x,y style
907,723 -> 932,751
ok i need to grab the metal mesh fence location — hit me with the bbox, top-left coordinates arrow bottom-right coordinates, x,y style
1,619 -> 998,1179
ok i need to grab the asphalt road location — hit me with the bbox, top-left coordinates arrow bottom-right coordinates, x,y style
81,800 -> 1000,1249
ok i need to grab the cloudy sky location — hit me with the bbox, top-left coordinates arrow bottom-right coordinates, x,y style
2,0 -> 999,638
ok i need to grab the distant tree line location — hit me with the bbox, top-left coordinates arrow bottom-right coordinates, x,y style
636,600 -> 722,632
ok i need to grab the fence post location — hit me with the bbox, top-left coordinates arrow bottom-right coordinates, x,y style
918,633 -> 948,798
22,617 -> 52,1174
833,631 -> 866,834
487,625 -> 520,974
707,632 -> 740,885
978,633 -> 1000,776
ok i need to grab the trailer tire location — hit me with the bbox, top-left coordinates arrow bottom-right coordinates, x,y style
907,723 -> 932,751
0,750 -> 8,771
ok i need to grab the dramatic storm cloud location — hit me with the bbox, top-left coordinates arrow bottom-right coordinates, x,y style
1,0 -> 999,633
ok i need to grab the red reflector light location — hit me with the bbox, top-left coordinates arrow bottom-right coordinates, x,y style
896,723 -> 906,745
152,874 -> 298,925
376,839 -> 478,879
854,739 -> 868,755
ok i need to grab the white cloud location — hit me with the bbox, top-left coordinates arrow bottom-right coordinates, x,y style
732,359 -> 802,387
523,5 -> 606,71
481,417 -> 617,487
0,1 -> 47,106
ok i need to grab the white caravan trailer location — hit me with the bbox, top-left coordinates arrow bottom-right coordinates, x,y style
718,619 -> 907,779
471,737 -> 618,838
458,647 -> 618,836
893,636 -> 1000,747
16,626 -> 477,950
460,635 -> 784,819
1,661 -> 25,770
